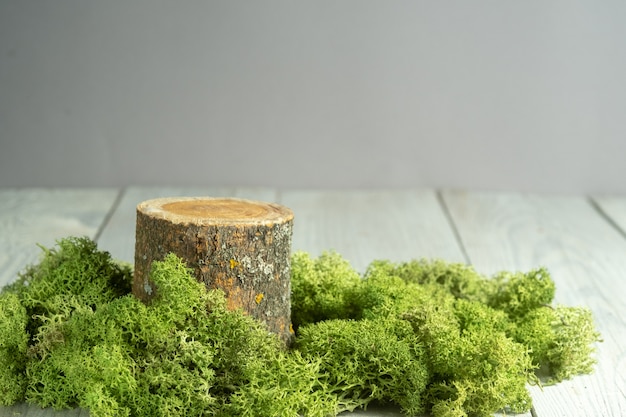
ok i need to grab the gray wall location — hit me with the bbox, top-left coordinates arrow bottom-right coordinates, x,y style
1,1 -> 625,193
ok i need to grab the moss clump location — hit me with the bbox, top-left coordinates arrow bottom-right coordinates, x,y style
0,292 -> 29,405
290,251 -> 362,329
290,252 -> 601,416
297,316 -> 430,416
5,236 -> 132,308
401,300 -> 534,416
511,305 -> 601,383
0,238 -> 301,416
0,239 -> 602,417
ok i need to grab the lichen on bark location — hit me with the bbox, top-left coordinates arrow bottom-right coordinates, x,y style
134,197 -> 295,344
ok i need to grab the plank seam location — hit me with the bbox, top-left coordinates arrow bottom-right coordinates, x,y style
587,197 -> 626,241
436,190 -> 471,264
530,405 -> 539,417
93,187 -> 126,243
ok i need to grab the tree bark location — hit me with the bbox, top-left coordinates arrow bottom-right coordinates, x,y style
134,196 -> 295,344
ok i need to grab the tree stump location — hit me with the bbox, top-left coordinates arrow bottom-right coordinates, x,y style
134,196 -> 295,344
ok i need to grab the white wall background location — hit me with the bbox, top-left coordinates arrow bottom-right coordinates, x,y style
1,1 -> 625,193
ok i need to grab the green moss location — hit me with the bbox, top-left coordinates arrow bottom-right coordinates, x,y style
223,350 -> 341,417
290,251 -> 362,328
513,305 -> 601,384
0,292 -> 29,405
289,253 -> 600,416
375,258 -> 487,302
297,316 -> 430,416
486,268 -> 556,316
357,260 -> 456,320
0,238 -> 602,417
403,300 -> 535,416
6,236 -> 131,304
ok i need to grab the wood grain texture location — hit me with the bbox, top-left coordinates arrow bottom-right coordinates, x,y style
4,187 -> 623,416
133,196 -> 295,344
96,186 -> 278,262
1,187 -> 280,417
279,189 -> 466,273
0,188 -> 119,288
280,189 -> 525,417
0,188 -> 118,417
591,195 -> 626,237
441,190 -> 626,417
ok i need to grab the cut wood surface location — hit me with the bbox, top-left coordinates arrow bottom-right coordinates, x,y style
96,186 -> 278,262
1,187 -> 625,416
134,196 -> 295,344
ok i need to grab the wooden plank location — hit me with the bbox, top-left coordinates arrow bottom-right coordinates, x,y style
99,187 -> 452,417
96,186 -> 278,263
441,190 -> 626,417
0,188 -> 119,417
1,186 -> 279,417
279,189 -> 466,274
591,195 -> 626,237
1,188 -> 541,417
281,189 -> 520,417
0,188 -> 119,288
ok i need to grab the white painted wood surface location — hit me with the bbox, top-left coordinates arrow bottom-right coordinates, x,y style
1,187 -> 624,416
441,190 -> 626,417
0,188 -> 119,288
592,196 -> 626,238
280,189 -> 466,273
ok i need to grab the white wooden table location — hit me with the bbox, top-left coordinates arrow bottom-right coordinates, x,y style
1,187 -> 624,417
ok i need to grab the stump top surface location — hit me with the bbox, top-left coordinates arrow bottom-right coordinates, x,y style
137,197 -> 293,225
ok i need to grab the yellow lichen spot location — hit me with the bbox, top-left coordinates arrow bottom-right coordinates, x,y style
229,259 -> 239,269
255,293 -> 264,304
